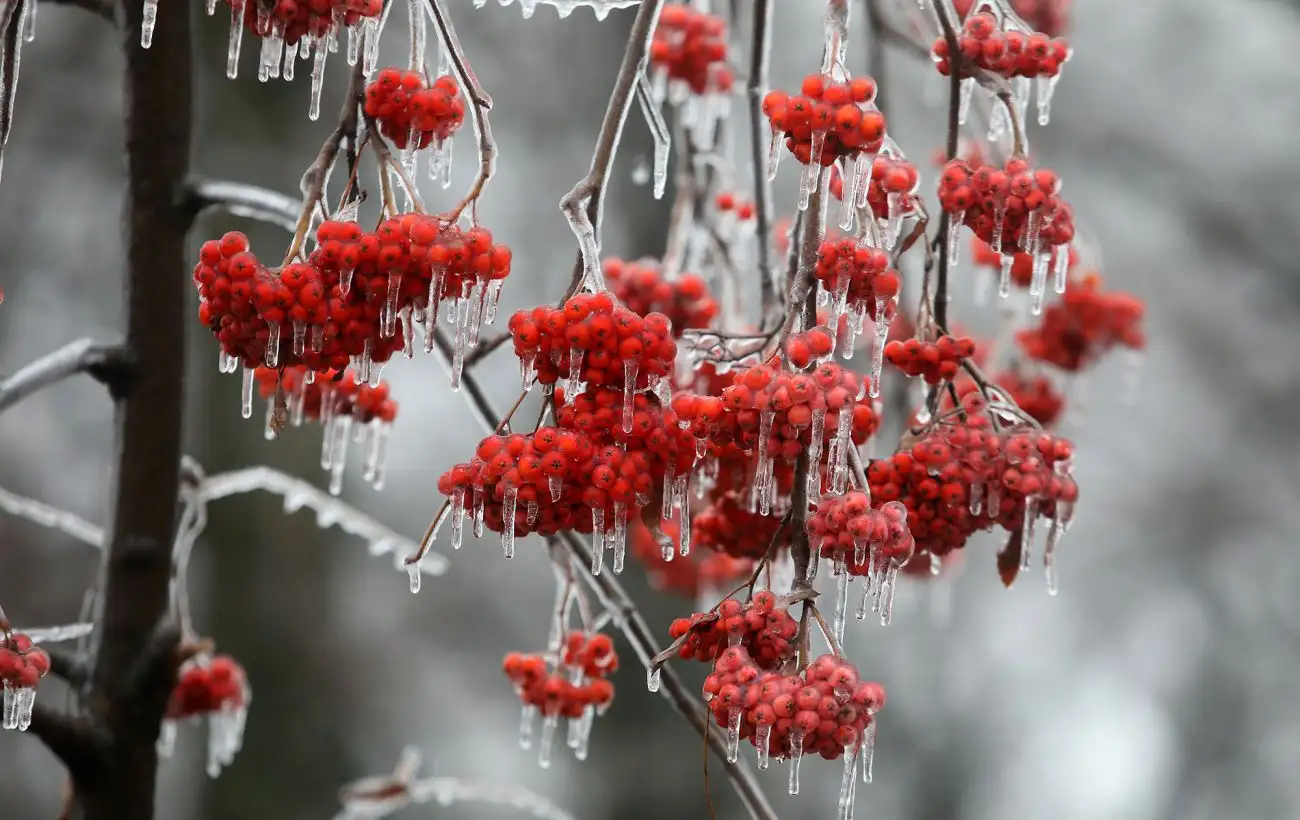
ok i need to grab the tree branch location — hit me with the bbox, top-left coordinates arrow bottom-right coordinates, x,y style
0,339 -> 133,414
184,180 -> 300,232
747,0 -> 778,328
560,0 -> 665,300
27,702 -> 107,776
932,0 -> 962,335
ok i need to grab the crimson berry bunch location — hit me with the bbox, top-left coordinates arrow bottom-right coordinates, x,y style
553,385 -> 696,477
649,3 -> 734,97
668,592 -> 798,670
714,191 -> 756,223
694,491 -> 785,560
162,655 -> 251,777
954,0 -> 1073,38
601,258 -> 719,336
703,646 -> 884,796
231,0 -> 382,50
783,326 -> 836,369
884,334 -> 978,385
363,68 -> 466,151
972,235 -> 1078,294
0,632 -> 50,732
1016,273 -> 1145,372
807,494 -> 915,625
932,12 -> 1070,82
829,152 -> 922,241
956,371 -> 1066,428
502,631 -> 618,767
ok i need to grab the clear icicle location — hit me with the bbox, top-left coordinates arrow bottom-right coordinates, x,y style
1053,244 -> 1071,294
484,280 -> 504,325
869,303 -> 890,398
622,360 -> 637,434
240,366 -> 255,419
264,321 -> 281,367
157,720 -> 177,757
501,486 -> 518,559
407,561 -> 422,593
1020,497 -> 1039,571
798,134 -> 826,210
958,77 -> 976,124
837,745 -> 859,820
518,704 -> 537,749
227,0 -> 246,79
450,294 -> 471,390
292,320 -> 307,356
450,488 -> 466,549
726,708 -> 742,763
677,484 -> 692,557
548,474 -> 563,503
1036,73 -> 1061,126
472,485 -> 485,537
830,407 -> 854,495
1044,514 -> 1064,595
142,0 -> 159,48
309,40 -> 329,120
946,212 -> 965,266
767,125 -> 782,181
329,415 -> 353,496
878,566 -> 900,626
788,732 -> 805,795
537,713 -> 559,768
612,502 -> 628,573
863,720 -> 877,783
834,566 -> 851,644
283,41 -> 297,80
755,724 -> 772,770
634,68 -> 670,200
661,462 -> 676,521
999,254 -> 1014,298
755,410 -> 774,514
591,508 -> 606,575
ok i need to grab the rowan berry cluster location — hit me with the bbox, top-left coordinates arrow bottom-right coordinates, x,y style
631,518 -> 754,599
884,334 -> 978,385
670,592 -> 798,669
783,326 -> 836,369
830,153 -> 921,227
762,73 -> 886,168
231,0 -> 382,49
868,393 -> 1079,576
1016,273 -> 1145,372
704,646 -> 884,775
649,4 -> 734,96
0,632 -> 50,732
714,192 -> 756,223
601,258 -> 719,336
813,238 -> 901,322
972,236 -> 1077,291
166,655 -> 250,720
503,631 -> 617,766
363,69 -> 466,150
809,494 -> 914,575
694,492 -> 784,560
933,12 -> 1070,81
954,0 -> 1073,38
956,371 -> 1065,428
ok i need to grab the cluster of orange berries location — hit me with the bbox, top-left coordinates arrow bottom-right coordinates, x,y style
829,153 -> 922,226
650,4 -> 734,96
166,655 -> 250,721
602,258 -> 719,336
1016,273 -> 1145,372
933,12 -> 1070,81
232,0 -> 382,50
694,492 -> 784,560
363,69 -> 466,150
884,334 -> 978,385
954,0 -> 1073,38
0,632 -> 50,732
762,73 -> 886,168
668,592 -> 799,669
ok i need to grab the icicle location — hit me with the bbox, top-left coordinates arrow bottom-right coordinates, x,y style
537,713 -> 559,768
1044,513 -> 1064,596
833,566 -> 851,643
646,665 -> 662,693
263,394 -> 278,440
878,564 -> 900,626
518,704 -> 537,749
240,366 -> 255,419
157,719 -> 177,757
612,502 -> 628,573
526,499 -> 538,526
450,488 -> 466,549
309,39 -> 329,120
467,281 -> 487,347
621,360 -> 637,434
227,0 -> 246,79
590,507 -> 606,575
830,408 -> 854,495
371,423 -> 392,489
635,69 -> 670,199
755,723 -> 772,770
726,708 -> 742,763
263,321 -> 281,367
484,280 -> 504,325
501,486 -> 519,559
999,254 -> 1014,298
407,560 -> 422,593
798,135 -> 826,211
290,320 -> 307,357
329,415 -> 353,495
788,731 -> 805,795
661,462 -> 676,521
755,410 -> 774,514
439,137 -> 454,189
573,706 -> 595,760
548,474 -> 563,503
450,292 -> 471,390
869,304 -> 890,398
566,348 -> 584,402
969,481 -> 984,515
472,485 -> 485,537
677,486 -> 692,557
283,40 -> 298,80
1019,497 -> 1038,571
1036,73 -> 1061,127
958,77 -> 976,124
862,720 -> 877,783
207,0 -> 218,14
767,125 -> 783,181
382,272 -> 403,337
946,212 -> 966,266
1053,244 -> 1071,294
837,745 -> 859,820
141,0 -> 159,47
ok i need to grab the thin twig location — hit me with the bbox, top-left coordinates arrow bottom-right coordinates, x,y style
0,339 -> 133,414
559,0 -> 666,300
747,0 -> 778,328
463,330 -> 511,368
185,180 -> 300,231
424,0 -> 497,224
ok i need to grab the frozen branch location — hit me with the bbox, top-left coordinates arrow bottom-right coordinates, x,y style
423,0 -> 497,224
0,485 -> 105,547
0,338 -> 133,414
24,623 -> 97,644
197,467 -> 450,578
26,703 -> 106,774
185,180 -> 301,232
560,0 -> 665,299
932,0 -> 962,335
747,0 -> 779,327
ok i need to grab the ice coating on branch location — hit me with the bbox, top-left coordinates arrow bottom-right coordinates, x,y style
0,485 -> 105,548
141,0 -> 159,47
634,67 -> 670,200
471,0 -> 639,19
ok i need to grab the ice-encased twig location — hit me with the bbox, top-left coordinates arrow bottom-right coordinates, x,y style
18,622 -> 95,644
0,485 -> 104,547
634,65 -> 670,200
188,180 -> 302,232
198,467 -> 450,576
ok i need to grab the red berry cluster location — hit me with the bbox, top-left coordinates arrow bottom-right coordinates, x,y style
884,334 -> 977,385
1016,273 -> 1145,372
715,192 -> 756,223
650,4 -> 734,96
830,154 -> 921,224
363,69 -> 466,151
762,74 -> 886,168
233,0 -> 382,47
955,0 -> 1072,38
705,647 -> 884,764
601,258 -> 719,336
972,237 -> 1078,290
554,386 -> 697,475
166,656 -> 250,720
813,238 -> 901,321
783,326 -> 836,369
670,592 -> 798,670
255,365 -> 399,426
933,12 -> 1069,80
0,632 -> 50,694
631,518 -> 754,599
808,494 -> 914,575
990,372 -> 1066,428
509,292 -> 677,394
939,157 -> 1074,260
694,492 -> 784,560
195,216 -> 513,382
867,394 -> 1078,562
502,632 -> 617,720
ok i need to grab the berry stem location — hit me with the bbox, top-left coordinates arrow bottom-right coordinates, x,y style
808,602 -> 846,659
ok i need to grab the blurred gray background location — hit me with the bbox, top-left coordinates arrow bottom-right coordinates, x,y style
3,0 -> 1300,818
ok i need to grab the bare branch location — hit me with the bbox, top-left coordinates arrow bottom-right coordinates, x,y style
0,339 -> 133,414
42,0 -> 115,23
185,180 -> 300,232
27,702 -> 107,775
560,0 -> 666,300
462,330 -> 511,368
747,0 -> 779,327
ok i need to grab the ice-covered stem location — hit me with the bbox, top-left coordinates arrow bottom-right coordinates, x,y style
0,484 -> 105,547
774,180 -> 824,354
559,0 -> 666,301
365,116 -> 426,214
425,327 -> 777,820
42,0 -> 116,21
747,0 -> 779,328
424,0 -> 496,225
932,0 -> 961,336
808,603 -> 845,658
184,180 -> 302,233
283,59 -> 366,265
462,329 -> 512,368
0,338 -> 133,415
404,778 -> 578,820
